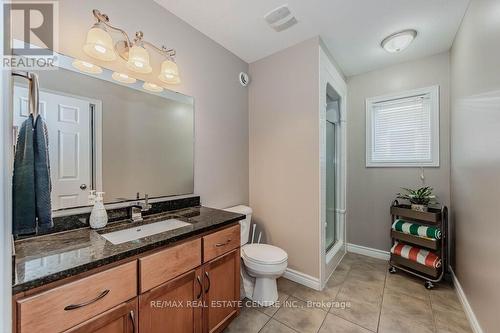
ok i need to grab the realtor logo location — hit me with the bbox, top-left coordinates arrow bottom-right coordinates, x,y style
3,1 -> 58,69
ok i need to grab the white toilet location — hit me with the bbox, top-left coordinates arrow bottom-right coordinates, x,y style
224,205 -> 288,306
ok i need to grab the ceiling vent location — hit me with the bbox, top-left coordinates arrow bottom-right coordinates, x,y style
264,5 -> 298,32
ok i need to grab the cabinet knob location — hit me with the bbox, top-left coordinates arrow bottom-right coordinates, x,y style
80,184 -> 87,190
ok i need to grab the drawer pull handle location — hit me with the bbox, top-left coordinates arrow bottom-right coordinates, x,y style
215,239 -> 231,247
129,310 -> 136,333
196,275 -> 203,299
204,272 -> 211,293
64,289 -> 110,311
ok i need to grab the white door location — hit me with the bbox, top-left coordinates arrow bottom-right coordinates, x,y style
13,85 -> 92,209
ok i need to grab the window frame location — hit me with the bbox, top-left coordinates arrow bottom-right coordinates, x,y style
365,85 -> 440,168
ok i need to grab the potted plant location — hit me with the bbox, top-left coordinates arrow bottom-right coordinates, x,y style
396,186 -> 438,212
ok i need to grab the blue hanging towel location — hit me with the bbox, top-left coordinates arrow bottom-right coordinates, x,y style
34,115 -> 53,230
13,115 -> 36,235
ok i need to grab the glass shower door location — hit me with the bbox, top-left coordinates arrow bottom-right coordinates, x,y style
325,119 -> 336,251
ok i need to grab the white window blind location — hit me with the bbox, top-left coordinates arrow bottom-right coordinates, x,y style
366,86 -> 439,167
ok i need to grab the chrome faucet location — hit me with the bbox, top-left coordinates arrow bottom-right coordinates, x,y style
129,193 -> 152,222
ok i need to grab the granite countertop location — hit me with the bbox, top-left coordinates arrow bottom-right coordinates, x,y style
13,206 -> 244,295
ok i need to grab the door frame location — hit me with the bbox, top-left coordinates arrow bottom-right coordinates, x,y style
318,47 -> 347,289
1,4 -> 13,332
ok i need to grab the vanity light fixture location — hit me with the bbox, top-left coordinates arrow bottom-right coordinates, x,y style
72,59 -> 103,74
84,10 -> 180,82
158,58 -> 181,84
143,82 -> 163,92
112,72 -> 136,84
126,36 -> 152,74
381,29 -> 417,53
83,22 -> 116,61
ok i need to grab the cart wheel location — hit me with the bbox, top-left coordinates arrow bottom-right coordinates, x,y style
388,266 -> 397,274
425,281 -> 434,289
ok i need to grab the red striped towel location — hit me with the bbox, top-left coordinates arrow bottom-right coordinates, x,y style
391,242 -> 441,268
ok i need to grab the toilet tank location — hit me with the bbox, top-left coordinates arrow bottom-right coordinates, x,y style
223,205 -> 252,246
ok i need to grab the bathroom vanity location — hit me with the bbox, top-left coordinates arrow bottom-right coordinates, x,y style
10,42 -> 246,332
12,206 -> 243,333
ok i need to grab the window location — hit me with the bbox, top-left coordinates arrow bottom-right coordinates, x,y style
366,86 -> 439,167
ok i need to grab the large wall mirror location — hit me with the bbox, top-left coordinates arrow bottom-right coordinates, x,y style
13,53 -> 194,212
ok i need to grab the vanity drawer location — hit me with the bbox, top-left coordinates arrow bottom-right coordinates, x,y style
16,261 -> 137,333
203,224 -> 240,262
139,238 -> 201,293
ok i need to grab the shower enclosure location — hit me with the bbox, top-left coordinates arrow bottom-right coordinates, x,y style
319,47 -> 347,288
325,96 -> 340,251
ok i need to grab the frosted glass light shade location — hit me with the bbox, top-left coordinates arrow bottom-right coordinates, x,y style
381,30 -> 417,53
127,45 -> 152,73
72,60 -> 103,74
83,25 -> 116,61
112,72 -> 136,84
143,82 -> 163,92
158,59 -> 181,84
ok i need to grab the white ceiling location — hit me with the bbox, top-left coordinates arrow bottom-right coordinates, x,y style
154,0 -> 470,76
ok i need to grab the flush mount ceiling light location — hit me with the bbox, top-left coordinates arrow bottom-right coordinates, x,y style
72,59 -> 103,74
143,82 -> 163,92
83,9 -> 180,82
381,29 -> 417,53
112,72 -> 136,84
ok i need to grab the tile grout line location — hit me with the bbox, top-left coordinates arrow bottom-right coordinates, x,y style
375,262 -> 389,332
325,258 -> 386,332
428,290 -> 438,333
317,259 -> 354,332
261,293 -> 302,333
256,312 -> 273,333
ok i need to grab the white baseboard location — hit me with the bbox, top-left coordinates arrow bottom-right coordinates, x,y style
347,243 -> 390,260
450,268 -> 484,333
283,268 -> 321,291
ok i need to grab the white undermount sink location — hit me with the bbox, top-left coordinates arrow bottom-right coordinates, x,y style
100,219 -> 191,245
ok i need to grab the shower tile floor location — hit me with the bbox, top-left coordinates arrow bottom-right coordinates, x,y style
224,253 -> 472,333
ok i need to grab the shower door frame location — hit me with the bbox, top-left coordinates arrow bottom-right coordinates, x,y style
319,48 -> 347,289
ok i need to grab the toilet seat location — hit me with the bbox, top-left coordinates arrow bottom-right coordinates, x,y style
242,244 -> 288,265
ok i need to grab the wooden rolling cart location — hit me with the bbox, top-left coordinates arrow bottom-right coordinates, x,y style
388,200 -> 448,289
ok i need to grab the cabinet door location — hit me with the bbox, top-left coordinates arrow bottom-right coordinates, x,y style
203,249 -> 240,333
139,268 -> 203,333
64,298 -> 137,333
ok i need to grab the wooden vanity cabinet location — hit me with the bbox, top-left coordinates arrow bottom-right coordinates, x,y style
14,224 -> 241,333
202,249 -> 240,333
64,299 -> 137,333
138,226 -> 241,333
139,268 -> 203,333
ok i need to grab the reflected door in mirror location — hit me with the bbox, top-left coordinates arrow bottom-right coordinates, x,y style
14,85 -> 93,209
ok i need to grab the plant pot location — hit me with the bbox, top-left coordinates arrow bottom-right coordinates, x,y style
411,204 -> 428,212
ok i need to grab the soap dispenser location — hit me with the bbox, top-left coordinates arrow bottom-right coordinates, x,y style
90,192 -> 108,229
88,190 -> 96,205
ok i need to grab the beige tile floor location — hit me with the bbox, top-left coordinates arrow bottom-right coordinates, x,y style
224,253 -> 472,333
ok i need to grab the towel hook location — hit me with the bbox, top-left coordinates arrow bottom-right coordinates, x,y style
12,71 -> 40,120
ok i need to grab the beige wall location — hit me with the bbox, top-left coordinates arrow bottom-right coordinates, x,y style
249,38 -> 321,278
56,0 -> 249,208
347,52 -> 451,251
450,0 -> 500,331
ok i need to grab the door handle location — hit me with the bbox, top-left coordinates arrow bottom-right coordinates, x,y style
204,272 -> 211,293
196,275 -> 203,299
129,310 -> 136,333
215,239 -> 231,247
80,184 -> 87,190
64,289 -> 109,310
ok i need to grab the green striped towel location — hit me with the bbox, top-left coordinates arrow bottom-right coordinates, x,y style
392,219 -> 441,240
